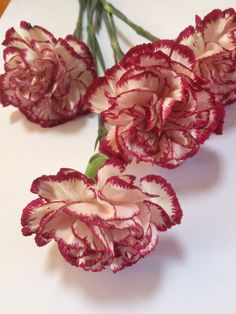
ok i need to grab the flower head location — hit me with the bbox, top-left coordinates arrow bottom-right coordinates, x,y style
0,21 -> 96,127
85,40 -> 222,168
21,160 -> 182,272
178,8 -> 236,107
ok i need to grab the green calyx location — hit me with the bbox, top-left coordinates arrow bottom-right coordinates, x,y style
85,153 -> 108,178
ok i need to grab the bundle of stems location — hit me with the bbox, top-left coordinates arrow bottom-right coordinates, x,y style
73,0 -> 158,178
74,0 -> 158,70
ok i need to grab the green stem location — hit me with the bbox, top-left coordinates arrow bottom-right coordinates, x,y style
87,0 -> 106,71
94,0 -> 103,32
103,10 -> 124,63
86,0 -> 97,56
73,0 -> 87,39
94,116 -> 108,150
100,0 -> 159,42
94,36 -> 106,72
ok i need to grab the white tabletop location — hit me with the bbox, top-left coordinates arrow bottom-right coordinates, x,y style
0,1 -> 235,314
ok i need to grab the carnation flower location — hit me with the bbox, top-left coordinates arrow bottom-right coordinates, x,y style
178,8 -> 236,107
0,21 -> 96,127
85,40 -> 222,168
21,160 -> 182,272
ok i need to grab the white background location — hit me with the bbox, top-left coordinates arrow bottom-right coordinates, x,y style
0,1 -> 236,313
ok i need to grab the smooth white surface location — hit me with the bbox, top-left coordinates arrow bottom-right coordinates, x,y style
0,1 -> 236,314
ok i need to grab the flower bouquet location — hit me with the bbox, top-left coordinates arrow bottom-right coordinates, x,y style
0,0 -> 235,273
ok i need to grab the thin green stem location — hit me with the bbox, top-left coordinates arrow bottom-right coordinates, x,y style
86,0 -> 97,55
94,36 -> 106,72
73,0 -> 87,39
94,1 -> 103,33
100,0 -> 159,42
110,12 -> 124,61
103,9 -> 124,63
86,0 -> 106,71
85,1 -> 108,171
94,116 -> 108,150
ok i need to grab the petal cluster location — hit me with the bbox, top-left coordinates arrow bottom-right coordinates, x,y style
178,8 -> 236,107
85,40 -> 222,168
21,160 -> 182,272
0,21 -> 96,127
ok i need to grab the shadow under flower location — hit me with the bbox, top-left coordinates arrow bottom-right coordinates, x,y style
10,110 -> 95,134
159,147 -> 222,195
45,234 -> 184,301
223,102 -> 236,132
127,146 -> 222,196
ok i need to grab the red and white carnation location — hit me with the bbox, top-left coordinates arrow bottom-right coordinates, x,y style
178,8 -> 236,107
0,21 -> 96,127
21,160 -> 182,272
85,40 -> 223,168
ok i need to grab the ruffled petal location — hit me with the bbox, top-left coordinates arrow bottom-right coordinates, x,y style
21,198 -> 64,236
140,175 -> 182,225
64,200 -> 115,220
31,171 -> 95,202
